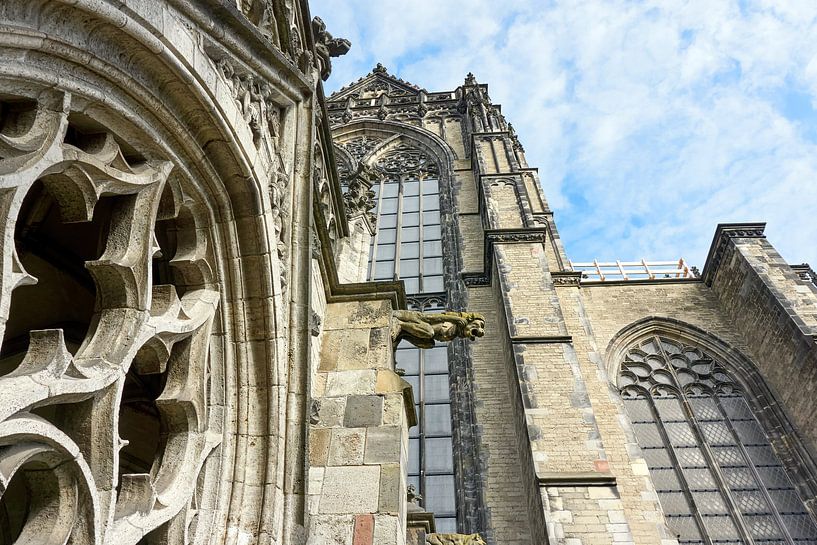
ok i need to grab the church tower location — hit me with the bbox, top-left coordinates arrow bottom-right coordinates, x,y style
326,65 -> 817,545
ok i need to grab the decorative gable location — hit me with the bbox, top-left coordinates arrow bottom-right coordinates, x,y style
329,63 -> 425,102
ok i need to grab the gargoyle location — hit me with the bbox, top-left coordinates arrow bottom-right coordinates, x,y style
426,534 -> 487,545
392,310 -> 485,349
311,16 -> 351,81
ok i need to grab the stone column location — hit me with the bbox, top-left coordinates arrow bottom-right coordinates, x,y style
307,299 -> 415,545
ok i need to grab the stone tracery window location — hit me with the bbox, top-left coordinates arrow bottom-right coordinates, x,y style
0,92 -> 220,543
620,335 -> 817,545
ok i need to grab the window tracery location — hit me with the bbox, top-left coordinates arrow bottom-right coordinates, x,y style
0,91 -> 220,543
376,143 -> 439,178
341,136 -> 383,162
620,335 -> 817,545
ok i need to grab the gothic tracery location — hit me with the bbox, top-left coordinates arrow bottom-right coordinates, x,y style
0,92 -> 221,543
620,335 -> 817,545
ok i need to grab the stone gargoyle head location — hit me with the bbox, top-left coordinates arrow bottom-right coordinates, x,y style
391,310 -> 486,349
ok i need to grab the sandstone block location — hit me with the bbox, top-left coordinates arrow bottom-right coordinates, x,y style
319,466 -> 380,514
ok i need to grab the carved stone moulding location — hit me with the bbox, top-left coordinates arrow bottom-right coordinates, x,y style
0,88 -> 223,544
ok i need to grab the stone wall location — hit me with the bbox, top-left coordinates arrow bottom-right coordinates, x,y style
308,300 -> 414,545
465,280 -> 541,545
708,232 -> 817,456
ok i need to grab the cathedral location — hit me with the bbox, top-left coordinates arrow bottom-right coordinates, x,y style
0,1 -> 816,545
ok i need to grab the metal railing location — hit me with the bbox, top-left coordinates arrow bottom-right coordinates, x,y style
568,258 -> 696,282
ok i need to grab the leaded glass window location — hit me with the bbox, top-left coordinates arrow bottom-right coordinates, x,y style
367,144 -> 442,294
620,336 -> 817,545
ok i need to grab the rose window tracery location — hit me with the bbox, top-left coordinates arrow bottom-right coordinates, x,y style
620,335 -> 817,545
0,91 -> 221,544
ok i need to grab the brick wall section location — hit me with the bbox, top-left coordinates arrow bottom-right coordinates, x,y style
458,215 -> 484,273
580,282 -> 748,355
454,169 -> 480,214
558,284 -> 687,545
709,237 -> 817,454
516,341 -> 605,475
492,138 -> 511,172
485,181 -> 524,228
522,171 -> 547,214
444,118 -> 467,159
476,139 -> 499,174
543,486 -> 638,545
495,244 -> 566,337
466,281 -> 541,545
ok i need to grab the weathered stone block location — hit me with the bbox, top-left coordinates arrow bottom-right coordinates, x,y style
325,370 -> 377,397
321,329 -> 370,371
377,463 -> 402,513
319,466 -> 381,514
325,300 -> 392,331
310,427 -> 331,466
364,426 -> 401,464
307,514 -> 354,545
328,427 -> 366,466
344,395 -> 384,427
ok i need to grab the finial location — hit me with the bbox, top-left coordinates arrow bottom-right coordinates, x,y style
373,63 -> 387,74
464,72 -> 477,85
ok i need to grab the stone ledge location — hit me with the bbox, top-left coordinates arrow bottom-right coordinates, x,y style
510,335 -> 573,344
538,472 -> 618,487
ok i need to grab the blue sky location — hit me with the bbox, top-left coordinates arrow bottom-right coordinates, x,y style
312,0 -> 817,269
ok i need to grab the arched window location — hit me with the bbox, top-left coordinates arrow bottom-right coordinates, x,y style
368,142 -> 443,294
339,134 -> 456,531
620,335 -> 817,545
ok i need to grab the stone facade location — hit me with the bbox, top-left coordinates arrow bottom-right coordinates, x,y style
1,3 -> 816,545
326,65 -> 817,545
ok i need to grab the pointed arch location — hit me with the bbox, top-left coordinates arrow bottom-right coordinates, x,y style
606,317 -> 817,544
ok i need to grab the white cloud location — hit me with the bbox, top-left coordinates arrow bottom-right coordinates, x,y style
313,0 -> 817,268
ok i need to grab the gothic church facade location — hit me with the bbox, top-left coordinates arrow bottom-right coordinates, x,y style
0,2 -> 816,545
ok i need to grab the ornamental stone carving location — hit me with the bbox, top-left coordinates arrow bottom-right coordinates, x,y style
213,56 -> 284,148
377,143 -> 439,178
342,136 -> 383,162
0,90 -> 220,543
426,533 -> 488,545
391,310 -> 486,349
343,163 -> 380,225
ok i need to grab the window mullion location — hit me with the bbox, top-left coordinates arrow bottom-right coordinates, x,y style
715,397 -> 796,545
418,347 -> 426,503
679,395 -> 756,545
657,337 -> 755,545
418,173 -> 425,291
394,175 -> 404,279
648,393 -> 713,545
